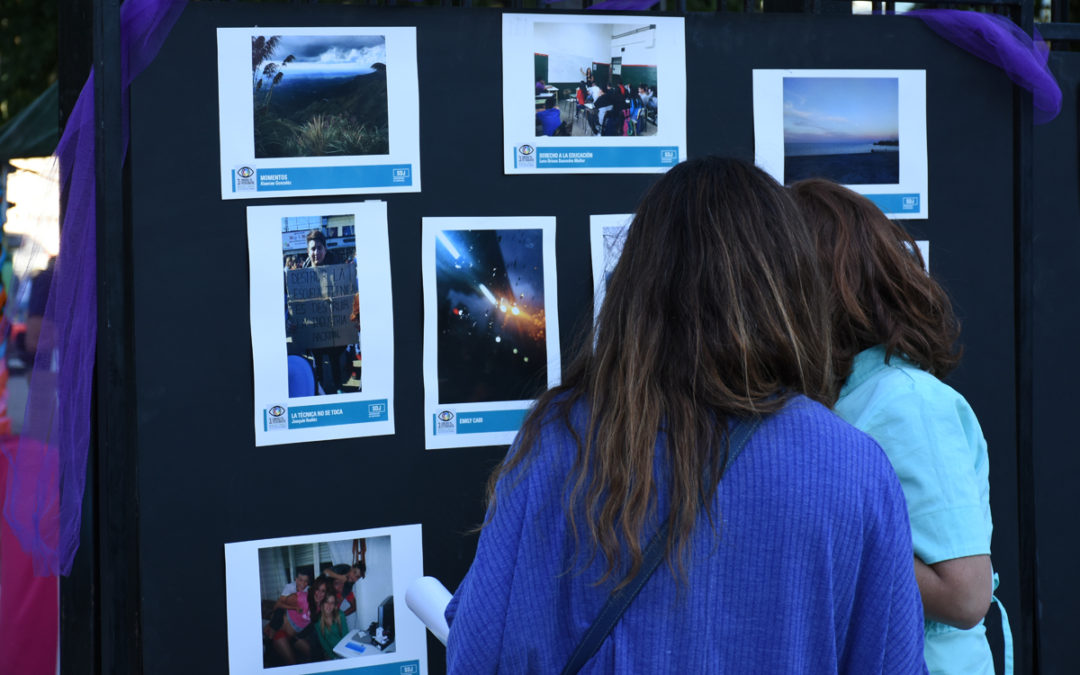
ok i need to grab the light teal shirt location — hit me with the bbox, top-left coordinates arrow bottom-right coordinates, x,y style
835,346 -> 993,675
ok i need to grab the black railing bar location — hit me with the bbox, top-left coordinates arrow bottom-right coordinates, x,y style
1012,0 -> 1039,666
1051,0 -> 1069,22
1036,22 -> 1080,39
93,0 -> 143,671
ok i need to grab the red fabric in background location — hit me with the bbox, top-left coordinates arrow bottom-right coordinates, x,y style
0,439 -> 58,675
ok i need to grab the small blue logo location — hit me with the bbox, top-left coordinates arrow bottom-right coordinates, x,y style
902,196 -> 918,210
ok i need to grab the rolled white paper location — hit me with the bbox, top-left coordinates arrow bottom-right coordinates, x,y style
405,576 -> 453,645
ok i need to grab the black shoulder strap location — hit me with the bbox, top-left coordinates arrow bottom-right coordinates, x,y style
560,417 -> 762,675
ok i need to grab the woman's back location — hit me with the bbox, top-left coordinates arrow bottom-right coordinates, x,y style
446,397 -> 925,673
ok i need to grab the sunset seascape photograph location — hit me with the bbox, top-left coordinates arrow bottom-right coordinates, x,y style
782,76 -> 899,185
753,69 -> 927,218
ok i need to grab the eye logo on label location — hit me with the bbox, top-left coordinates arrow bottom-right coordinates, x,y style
437,410 -> 455,422
518,145 -> 535,156
268,405 -> 286,417
237,166 -> 255,178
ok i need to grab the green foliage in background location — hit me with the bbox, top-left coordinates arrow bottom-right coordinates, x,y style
0,0 -> 59,125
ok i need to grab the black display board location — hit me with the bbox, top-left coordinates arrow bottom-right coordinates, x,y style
1033,52 -> 1080,675
126,5 -> 1019,673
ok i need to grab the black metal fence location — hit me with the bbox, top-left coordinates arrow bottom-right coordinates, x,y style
66,1 -> 1080,673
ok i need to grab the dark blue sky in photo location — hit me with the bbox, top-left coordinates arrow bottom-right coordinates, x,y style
783,77 -> 899,144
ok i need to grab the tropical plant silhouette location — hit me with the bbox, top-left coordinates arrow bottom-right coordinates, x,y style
251,36 -> 295,107
251,35 -> 279,84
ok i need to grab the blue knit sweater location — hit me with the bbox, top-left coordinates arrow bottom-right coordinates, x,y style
446,396 -> 926,673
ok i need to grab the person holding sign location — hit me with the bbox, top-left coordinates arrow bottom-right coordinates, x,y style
284,229 -> 360,395
791,179 -> 999,675
445,157 -> 924,673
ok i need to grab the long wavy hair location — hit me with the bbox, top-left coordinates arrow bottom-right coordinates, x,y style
789,179 -> 961,394
487,157 -> 835,587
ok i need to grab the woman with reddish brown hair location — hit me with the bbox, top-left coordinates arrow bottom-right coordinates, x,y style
445,157 -> 925,673
791,178 -> 997,675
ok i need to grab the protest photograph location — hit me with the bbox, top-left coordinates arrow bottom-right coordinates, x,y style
281,214 -> 361,397
248,201 -> 396,447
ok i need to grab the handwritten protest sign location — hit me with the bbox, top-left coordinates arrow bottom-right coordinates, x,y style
286,264 -> 359,349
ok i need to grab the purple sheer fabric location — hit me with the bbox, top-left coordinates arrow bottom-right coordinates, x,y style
910,9 -> 1061,124
2,0 -> 188,577
588,0 -> 659,10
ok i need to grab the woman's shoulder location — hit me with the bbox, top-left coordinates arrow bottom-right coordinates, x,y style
760,395 -> 897,474
843,348 -> 964,410
736,397 -> 908,530
497,395 -> 582,487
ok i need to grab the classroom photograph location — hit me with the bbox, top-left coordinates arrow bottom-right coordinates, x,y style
532,21 -> 658,138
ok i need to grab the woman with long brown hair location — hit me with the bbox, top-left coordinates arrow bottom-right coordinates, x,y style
295,577 -> 335,661
445,157 -> 925,673
314,592 -> 349,660
791,178 -> 996,675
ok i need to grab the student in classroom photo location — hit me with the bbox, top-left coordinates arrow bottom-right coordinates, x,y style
535,96 -> 564,137
791,178 -> 1001,675
444,156 -> 926,674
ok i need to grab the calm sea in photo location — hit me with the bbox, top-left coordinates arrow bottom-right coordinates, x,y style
784,141 -> 899,184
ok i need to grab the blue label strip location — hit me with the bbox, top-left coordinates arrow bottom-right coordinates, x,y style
253,165 -> 413,191
433,409 -> 527,435
863,193 -> 921,214
286,399 -> 389,429
523,146 -> 678,169
333,659 -> 421,675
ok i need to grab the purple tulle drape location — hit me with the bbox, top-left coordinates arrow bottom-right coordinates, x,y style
1,0 -> 187,577
910,9 -> 1061,124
